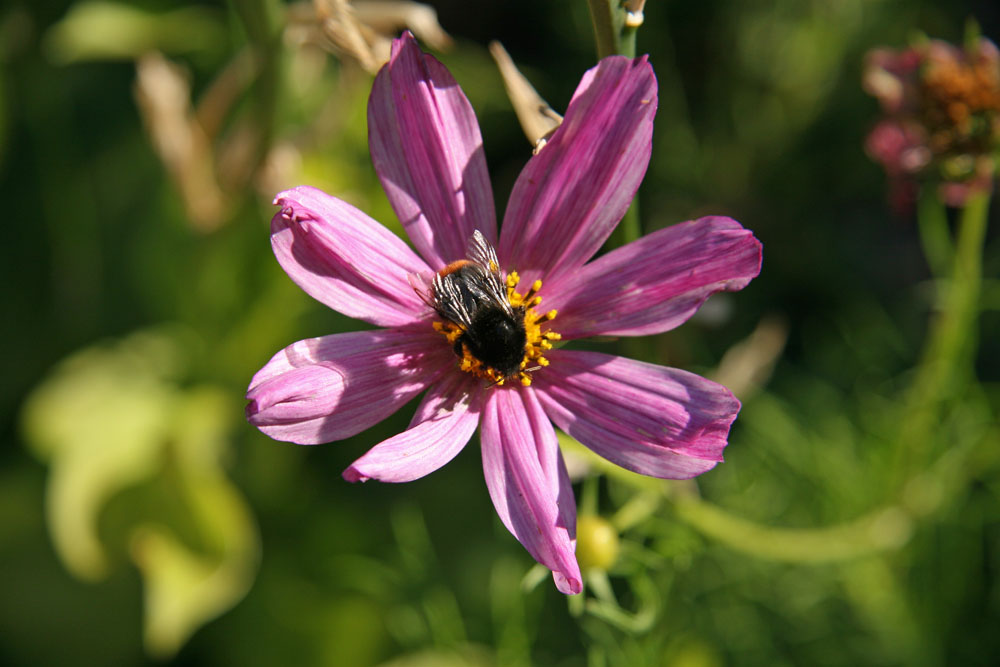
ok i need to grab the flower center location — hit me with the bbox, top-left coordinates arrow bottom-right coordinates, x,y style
433,271 -> 561,387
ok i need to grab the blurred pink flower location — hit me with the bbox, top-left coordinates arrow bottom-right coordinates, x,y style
246,32 -> 762,593
863,36 -> 1000,209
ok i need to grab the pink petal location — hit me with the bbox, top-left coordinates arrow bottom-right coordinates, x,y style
498,56 -> 656,284
272,186 -> 431,327
368,31 -> 496,269
550,449 -> 578,594
545,217 -> 762,339
533,351 -> 740,479
246,329 -> 452,444
480,386 -> 581,594
343,373 -> 482,483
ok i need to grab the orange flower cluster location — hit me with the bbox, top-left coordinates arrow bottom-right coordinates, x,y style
864,35 -> 1000,209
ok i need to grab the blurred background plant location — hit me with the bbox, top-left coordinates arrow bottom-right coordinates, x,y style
1,0 -> 998,665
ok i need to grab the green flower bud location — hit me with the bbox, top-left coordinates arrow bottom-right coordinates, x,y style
576,515 -> 620,572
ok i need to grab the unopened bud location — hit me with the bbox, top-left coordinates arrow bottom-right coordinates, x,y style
576,515 -> 620,572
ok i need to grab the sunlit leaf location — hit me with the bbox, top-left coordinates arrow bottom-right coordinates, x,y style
22,330 -> 183,579
21,329 -> 258,657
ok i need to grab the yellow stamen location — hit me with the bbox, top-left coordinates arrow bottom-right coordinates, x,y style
522,279 -> 542,304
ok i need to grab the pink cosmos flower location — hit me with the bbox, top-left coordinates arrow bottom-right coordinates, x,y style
246,32 -> 762,594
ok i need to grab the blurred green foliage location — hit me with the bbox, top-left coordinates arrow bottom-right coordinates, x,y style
20,326 -> 259,658
1,0 -> 998,666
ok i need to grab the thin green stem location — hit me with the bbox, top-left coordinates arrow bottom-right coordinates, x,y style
230,0 -> 283,175
587,569 -> 618,605
943,191 -> 988,365
610,199 -> 642,249
580,475 -> 600,517
891,191 -> 989,484
584,572 -> 658,633
669,497 -> 913,563
586,0 -> 639,59
617,3 -> 639,60
916,187 -> 953,278
586,0 -> 621,59
610,489 -> 661,532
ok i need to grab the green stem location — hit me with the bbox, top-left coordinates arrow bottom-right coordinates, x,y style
670,497 -> 913,563
585,0 -> 638,59
916,187 -> 953,278
610,489 -> 660,532
586,0 -> 621,59
891,191 -> 989,483
941,192 -> 988,363
610,199 -> 642,249
230,0 -> 283,175
580,475 -> 600,516
584,572 -> 658,633
586,569 -> 618,605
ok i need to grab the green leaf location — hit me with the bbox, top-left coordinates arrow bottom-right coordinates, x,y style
21,329 -> 259,657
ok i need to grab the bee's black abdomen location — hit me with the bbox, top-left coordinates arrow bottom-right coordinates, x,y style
461,306 -> 527,378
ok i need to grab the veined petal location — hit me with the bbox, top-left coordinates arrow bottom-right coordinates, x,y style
546,217 -> 762,339
480,386 -> 581,595
272,186 -> 431,327
534,351 -> 739,479
343,373 -> 481,483
499,55 -> 656,283
369,31 -> 497,269
551,449 -> 578,594
246,329 -> 451,444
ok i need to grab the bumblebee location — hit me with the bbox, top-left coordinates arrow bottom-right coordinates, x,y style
431,231 -> 529,382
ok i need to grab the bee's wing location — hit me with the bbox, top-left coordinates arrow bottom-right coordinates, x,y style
432,232 -> 513,328
465,231 -> 511,311
467,230 -> 500,272
432,271 -> 476,328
